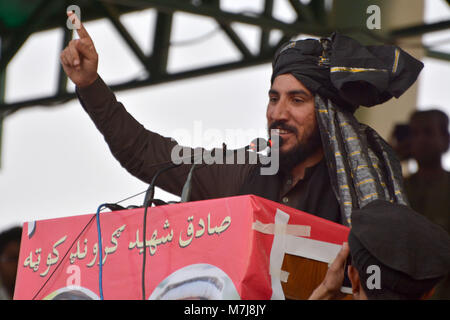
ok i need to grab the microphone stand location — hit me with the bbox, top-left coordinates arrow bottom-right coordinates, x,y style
180,163 -> 197,202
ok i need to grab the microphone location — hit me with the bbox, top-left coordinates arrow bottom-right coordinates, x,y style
180,146 -> 205,203
142,162 -> 181,207
247,137 -> 270,152
180,163 -> 197,202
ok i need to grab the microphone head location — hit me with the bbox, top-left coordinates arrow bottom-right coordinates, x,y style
249,137 -> 269,152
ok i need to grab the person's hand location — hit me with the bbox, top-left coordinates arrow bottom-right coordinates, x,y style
60,12 -> 98,88
308,242 -> 350,300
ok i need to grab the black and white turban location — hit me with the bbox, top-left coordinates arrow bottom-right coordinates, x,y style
271,33 -> 424,226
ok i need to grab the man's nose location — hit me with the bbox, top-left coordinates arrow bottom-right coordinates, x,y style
269,98 -> 289,121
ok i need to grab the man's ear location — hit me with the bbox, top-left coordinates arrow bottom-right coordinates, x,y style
348,265 -> 361,299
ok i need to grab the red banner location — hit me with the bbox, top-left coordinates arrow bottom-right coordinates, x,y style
14,195 -> 349,300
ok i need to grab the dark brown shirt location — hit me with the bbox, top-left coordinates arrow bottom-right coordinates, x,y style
404,172 -> 450,299
76,77 -> 341,223
404,171 -> 450,234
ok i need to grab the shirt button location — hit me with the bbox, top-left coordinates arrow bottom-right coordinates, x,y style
282,197 -> 289,204
286,179 -> 292,185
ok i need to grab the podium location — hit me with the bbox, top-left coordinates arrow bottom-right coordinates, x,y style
14,195 -> 349,300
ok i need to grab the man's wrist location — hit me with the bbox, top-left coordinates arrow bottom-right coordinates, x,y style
76,74 -> 99,89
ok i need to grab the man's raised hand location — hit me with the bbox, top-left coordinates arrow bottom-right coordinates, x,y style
60,12 -> 98,88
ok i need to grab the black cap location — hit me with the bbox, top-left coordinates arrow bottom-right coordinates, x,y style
348,199 -> 450,296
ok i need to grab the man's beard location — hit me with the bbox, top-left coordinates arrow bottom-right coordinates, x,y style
268,121 -> 322,174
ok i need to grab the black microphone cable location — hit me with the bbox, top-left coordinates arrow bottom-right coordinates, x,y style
141,162 -> 182,300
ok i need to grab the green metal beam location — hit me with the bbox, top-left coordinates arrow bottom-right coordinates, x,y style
57,27 -> 73,96
97,0 -> 152,73
426,48 -> 450,61
389,19 -> 450,38
150,11 -> 173,77
0,0 -> 333,114
309,0 -> 328,25
2,1 -> 449,42
218,22 -> 253,59
0,0 -> 42,29
0,0 -> 152,38
120,0 -> 331,37
0,51 -> 274,114
1,0 -> 449,116
260,0 -> 274,55
0,0 -> 58,73
288,0 -> 316,23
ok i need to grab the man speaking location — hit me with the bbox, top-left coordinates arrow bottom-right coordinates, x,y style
61,13 -> 423,227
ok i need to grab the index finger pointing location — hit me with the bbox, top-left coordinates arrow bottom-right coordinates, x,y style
67,11 -> 92,42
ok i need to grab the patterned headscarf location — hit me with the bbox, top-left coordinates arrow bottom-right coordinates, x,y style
271,33 -> 423,226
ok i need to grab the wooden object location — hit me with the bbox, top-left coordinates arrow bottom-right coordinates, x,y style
281,253 -> 352,300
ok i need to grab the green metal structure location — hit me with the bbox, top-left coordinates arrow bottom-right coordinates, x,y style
0,0 -> 449,166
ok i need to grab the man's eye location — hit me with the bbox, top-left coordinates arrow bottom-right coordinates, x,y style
293,98 -> 304,103
269,97 -> 278,103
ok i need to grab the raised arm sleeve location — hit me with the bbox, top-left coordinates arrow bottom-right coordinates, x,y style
75,76 -> 254,200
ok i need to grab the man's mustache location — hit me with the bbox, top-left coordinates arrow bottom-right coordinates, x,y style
268,121 -> 298,136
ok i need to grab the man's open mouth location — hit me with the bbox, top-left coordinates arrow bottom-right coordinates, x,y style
274,128 -> 292,135
271,127 -> 296,137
